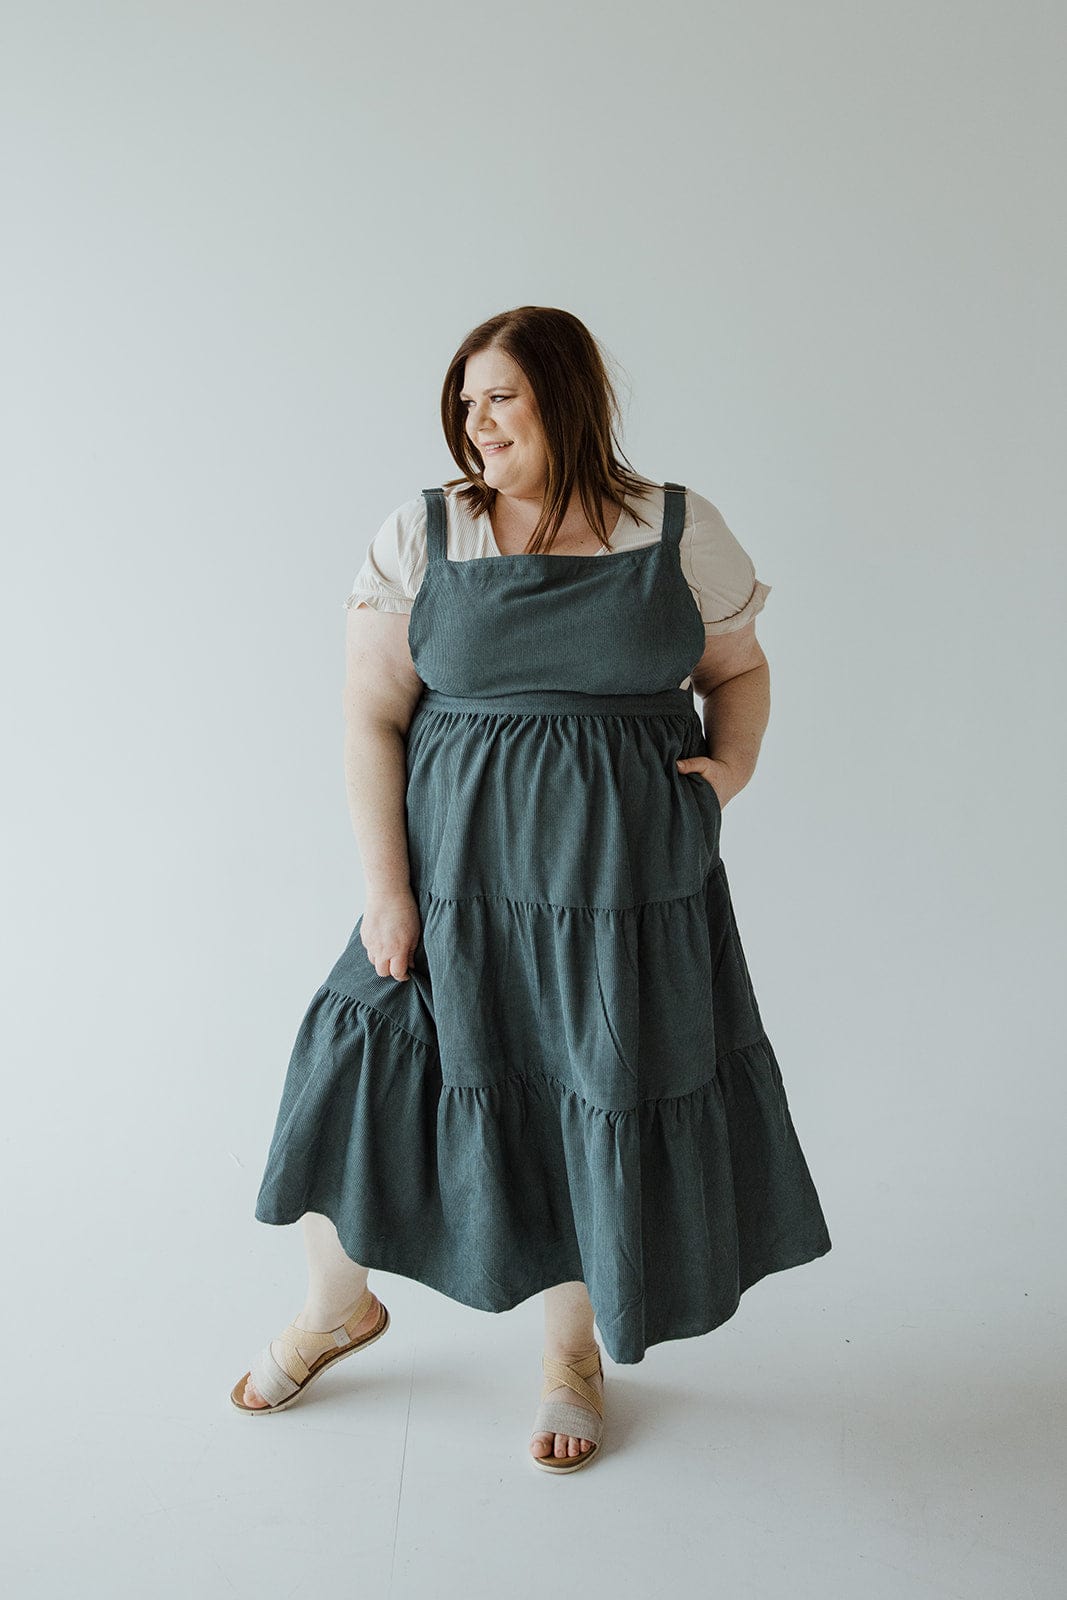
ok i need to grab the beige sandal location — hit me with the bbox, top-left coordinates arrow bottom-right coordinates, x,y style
530,1345 -> 605,1473
230,1286 -> 389,1415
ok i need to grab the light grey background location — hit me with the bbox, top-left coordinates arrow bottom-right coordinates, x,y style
2,1 -> 1064,1596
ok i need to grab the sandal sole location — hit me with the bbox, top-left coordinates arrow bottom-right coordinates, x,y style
530,1442 -> 601,1473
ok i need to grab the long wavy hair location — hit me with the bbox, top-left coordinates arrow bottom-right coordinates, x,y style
440,306 -> 660,553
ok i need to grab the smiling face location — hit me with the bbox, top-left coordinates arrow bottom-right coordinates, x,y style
460,347 -> 548,494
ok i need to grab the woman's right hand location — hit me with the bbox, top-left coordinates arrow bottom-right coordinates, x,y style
360,887 -> 423,982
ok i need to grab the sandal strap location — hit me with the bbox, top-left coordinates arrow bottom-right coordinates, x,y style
540,1347 -> 604,1418
249,1342 -> 300,1406
251,1288 -> 379,1398
532,1398 -> 604,1446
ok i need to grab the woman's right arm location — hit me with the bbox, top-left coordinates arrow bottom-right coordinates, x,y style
342,603 -> 427,981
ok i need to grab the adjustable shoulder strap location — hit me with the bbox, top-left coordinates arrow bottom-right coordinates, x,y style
421,487 -> 447,562
661,482 -> 687,547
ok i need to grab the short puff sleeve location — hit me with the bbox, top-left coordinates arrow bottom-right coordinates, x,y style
683,490 -> 772,634
342,496 -> 425,614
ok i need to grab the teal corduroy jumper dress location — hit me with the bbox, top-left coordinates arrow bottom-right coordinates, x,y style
253,482 -> 832,1364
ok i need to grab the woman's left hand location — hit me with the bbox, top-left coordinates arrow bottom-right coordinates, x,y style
676,755 -> 735,809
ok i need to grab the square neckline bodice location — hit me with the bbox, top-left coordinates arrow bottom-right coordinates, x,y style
477,493 -> 640,561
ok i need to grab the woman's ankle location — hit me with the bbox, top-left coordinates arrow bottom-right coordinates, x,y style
299,1282 -> 373,1330
543,1338 -> 599,1363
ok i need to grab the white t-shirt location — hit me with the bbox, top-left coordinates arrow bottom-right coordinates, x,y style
344,482 -> 771,694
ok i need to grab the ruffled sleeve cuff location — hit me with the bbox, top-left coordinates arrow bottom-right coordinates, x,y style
342,577 -> 415,615
702,577 -> 772,635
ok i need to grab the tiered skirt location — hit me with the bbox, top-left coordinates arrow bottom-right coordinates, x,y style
254,688 -> 832,1364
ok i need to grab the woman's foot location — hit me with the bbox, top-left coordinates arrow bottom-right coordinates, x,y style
240,1291 -> 383,1409
529,1345 -> 604,1462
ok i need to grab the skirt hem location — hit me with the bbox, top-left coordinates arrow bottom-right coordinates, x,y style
252,1197 -> 832,1365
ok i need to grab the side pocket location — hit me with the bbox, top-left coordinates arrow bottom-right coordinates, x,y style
699,773 -> 722,816
674,765 -> 722,875
683,768 -> 722,818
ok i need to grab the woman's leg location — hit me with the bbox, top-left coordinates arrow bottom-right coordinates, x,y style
531,1280 -> 604,1461
242,1212 -> 380,1408
298,1211 -> 374,1327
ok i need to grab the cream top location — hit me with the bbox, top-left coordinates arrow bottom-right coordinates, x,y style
344,482 -> 771,694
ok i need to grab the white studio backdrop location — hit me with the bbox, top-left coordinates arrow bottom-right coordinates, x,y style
1,2 -> 1064,1596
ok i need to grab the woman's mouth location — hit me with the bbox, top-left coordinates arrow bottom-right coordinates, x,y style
482,442 -> 512,455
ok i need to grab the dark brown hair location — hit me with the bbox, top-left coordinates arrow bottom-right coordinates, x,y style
440,306 -> 660,553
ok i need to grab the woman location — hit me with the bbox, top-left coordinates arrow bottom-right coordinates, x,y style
231,306 -> 832,1473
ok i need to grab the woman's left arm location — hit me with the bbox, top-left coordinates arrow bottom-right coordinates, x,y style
677,621 -> 769,807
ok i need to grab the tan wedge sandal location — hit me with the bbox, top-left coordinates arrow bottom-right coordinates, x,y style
530,1344 -> 605,1473
230,1286 -> 390,1415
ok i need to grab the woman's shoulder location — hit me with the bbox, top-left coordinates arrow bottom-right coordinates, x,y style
681,487 -> 755,555
387,483 -> 483,528
620,480 -> 719,524
680,485 -> 729,527
380,483 -> 491,568
385,490 -> 430,530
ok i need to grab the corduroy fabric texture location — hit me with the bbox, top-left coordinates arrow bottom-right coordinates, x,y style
254,482 -> 832,1364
